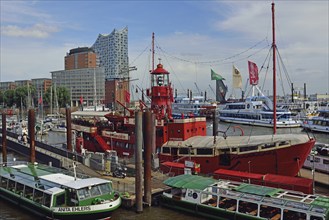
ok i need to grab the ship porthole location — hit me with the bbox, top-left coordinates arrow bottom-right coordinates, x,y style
192,193 -> 198,199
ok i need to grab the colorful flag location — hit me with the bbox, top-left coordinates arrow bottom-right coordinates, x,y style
80,96 -> 83,104
38,96 -> 43,104
125,90 -> 130,103
248,61 -> 259,85
211,69 -> 225,80
232,65 -> 242,89
216,79 -> 228,103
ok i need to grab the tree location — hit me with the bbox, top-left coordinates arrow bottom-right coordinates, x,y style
3,90 -> 15,107
0,90 -> 4,107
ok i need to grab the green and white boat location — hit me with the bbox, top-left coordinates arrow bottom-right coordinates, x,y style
161,174 -> 329,220
0,162 -> 121,219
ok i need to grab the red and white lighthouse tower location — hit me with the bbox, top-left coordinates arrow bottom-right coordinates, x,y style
148,63 -> 173,120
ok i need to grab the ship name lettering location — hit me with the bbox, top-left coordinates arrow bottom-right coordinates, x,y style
72,206 -> 91,212
58,207 -> 71,212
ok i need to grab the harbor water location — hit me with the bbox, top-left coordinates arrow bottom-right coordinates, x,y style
1,122 -> 328,219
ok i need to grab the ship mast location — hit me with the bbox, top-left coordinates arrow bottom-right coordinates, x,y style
272,2 -> 277,134
152,32 -> 155,71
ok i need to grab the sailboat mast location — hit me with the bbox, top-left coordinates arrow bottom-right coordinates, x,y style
50,85 -> 53,115
272,2 -> 277,134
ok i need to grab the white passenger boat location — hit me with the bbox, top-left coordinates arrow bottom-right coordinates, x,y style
0,162 -> 121,219
303,143 -> 329,174
219,96 -> 301,128
161,174 -> 329,220
302,109 -> 329,133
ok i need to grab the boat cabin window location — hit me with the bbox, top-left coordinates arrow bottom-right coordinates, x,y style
310,216 -> 324,220
90,185 -> 102,197
15,182 -> 24,195
67,189 -> 78,205
77,187 -> 91,200
0,177 -> 8,188
279,141 -> 289,146
179,148 -> 189,155
43,193 -> 51,207
98,183 -> 111,194
323,159 -> 329,165
218,197 -> 237,211
201,192 -> 218,207
171,188 -> 186,198
283,209 -> 306,220
34,189 -> 44,204
8,179 -> 16,191
239,145 -> 258,152
238,201 -> 258,216
196,148 -> 213,156
24,185 -> 34,199
55,193 -> 66,206
162,147 -> 170,154
262,143 -> 276,149
260,205 -> 281,219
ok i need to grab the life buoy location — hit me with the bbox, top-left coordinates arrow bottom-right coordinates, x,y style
232,126 -> 244,136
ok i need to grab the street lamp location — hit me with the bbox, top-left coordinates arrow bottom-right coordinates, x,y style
311,150 -> 317,194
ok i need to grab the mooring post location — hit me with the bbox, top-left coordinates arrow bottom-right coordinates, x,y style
135,111 -> 143,213
143,111 -> 152,206
1,112 -> 7,164
28,109 -> 36,163
66,108 -> 72,152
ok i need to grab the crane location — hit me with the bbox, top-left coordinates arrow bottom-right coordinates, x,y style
194,82 -> 202,96
208,84 -> 216,96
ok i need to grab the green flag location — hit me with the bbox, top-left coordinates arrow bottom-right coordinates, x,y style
211,69 -> 225,80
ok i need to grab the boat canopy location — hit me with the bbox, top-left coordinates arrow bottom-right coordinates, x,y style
163,174 -> 216,190
62,177 -> 110,190
235,183 -> 281,197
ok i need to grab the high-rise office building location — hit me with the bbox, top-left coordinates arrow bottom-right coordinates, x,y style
65,47 -> 98,70
51,46 -> 105,107
92,27 -> 129,80
51,67 -> 105,107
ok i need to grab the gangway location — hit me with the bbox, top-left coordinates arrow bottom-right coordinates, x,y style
94,135 -> 110,152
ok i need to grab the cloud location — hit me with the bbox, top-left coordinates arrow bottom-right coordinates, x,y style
1,1 -> 51,24
2,23 -> 59,38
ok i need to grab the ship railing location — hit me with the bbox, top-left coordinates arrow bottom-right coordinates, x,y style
0,160 -> 28,167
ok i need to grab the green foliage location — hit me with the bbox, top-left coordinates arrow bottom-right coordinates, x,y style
57,86 -> 70,108
1,85 -> 70,109
3,90 -> 15,107
2,85 -> 37,108
44,86 -> 71,108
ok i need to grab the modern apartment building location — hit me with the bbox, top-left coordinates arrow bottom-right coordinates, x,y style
92,27 -> 129,80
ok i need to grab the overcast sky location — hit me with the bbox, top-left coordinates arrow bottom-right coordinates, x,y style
1,1 -> 328,99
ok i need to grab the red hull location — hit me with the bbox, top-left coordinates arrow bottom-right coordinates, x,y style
159,138 -> 315,177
